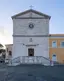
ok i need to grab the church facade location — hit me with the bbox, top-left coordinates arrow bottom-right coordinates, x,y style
5,9 -> 64,65
11,9 -> 51,65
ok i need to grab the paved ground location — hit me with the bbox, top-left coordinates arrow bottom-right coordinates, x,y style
0,64 -> 64,81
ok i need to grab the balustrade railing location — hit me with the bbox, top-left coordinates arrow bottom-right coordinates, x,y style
9,56 -> 51,66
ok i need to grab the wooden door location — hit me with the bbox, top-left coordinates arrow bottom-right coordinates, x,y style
28,48 -> 34,56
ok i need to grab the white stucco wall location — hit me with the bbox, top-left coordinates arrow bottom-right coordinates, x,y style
12,37 -> 49,58
13,18 -> 49,35
12,10 -> 50,60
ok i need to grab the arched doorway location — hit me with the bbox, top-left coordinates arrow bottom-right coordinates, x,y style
52,54 -> 57,61
28,48 -> 34,56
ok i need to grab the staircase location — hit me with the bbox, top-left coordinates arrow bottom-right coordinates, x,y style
8,56 -> 51,66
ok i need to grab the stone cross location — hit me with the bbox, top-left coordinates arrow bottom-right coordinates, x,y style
30,5 -> 33,9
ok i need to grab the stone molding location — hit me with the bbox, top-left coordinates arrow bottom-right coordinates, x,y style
13,35 -> 49,37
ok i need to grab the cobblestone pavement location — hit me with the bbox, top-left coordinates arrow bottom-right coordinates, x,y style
0,64 -> 64,81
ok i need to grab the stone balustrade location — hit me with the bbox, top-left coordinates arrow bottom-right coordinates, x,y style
8,56 -> 52,66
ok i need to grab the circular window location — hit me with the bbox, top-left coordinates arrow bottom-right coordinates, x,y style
29,23 -> 34,29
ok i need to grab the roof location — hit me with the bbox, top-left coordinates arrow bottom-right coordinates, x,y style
5,44 -> 13,46
49,34 -> 64,37
11,9 -> 51,19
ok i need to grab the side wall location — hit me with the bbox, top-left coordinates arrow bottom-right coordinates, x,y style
49,37 -> 64,63
5,45 -> 12,59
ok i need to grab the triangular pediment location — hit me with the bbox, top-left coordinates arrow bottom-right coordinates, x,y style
12,9 -> 51,19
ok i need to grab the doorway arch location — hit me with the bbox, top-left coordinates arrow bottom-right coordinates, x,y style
52,54 -> 57,61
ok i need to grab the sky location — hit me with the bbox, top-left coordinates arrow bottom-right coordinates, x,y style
0,0 -> 64,44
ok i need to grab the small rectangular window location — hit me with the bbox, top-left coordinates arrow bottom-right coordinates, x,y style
60,41 -> 64,47
9,51 -> 12,56
52,41 -> 57,48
